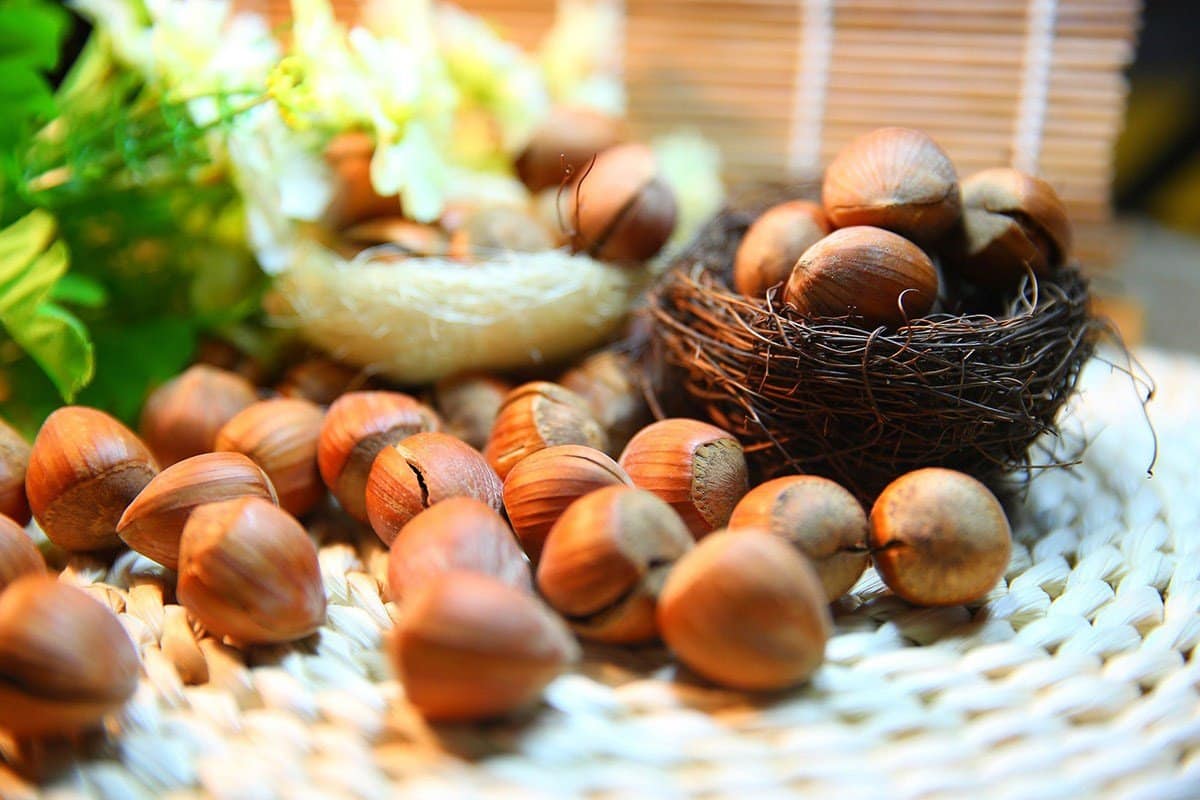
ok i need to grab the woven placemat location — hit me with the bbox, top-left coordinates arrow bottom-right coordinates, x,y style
2,347 -> 1197,800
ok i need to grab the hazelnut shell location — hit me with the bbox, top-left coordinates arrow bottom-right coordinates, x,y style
516,106 -> 627,193
0,514 -> 44,592
138,364 -> 259,467
568,143 -> 677,262
0,419 -> 31,525
215,398 -> 326,517
733,200 -> 830,297
484,382 -> 608,480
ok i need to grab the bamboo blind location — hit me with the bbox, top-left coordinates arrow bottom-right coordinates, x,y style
233,0 -> 1141,266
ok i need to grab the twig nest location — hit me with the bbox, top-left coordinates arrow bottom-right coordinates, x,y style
366,432 -> 503,546
387,497 -> 531,603
949,167 -> 1073,287
0,575 -> 139,736
568,143 -> 678,262
869,467 -> 1012,606
0,515 -> 44,593
619,419 -> 749,539
536,486 -> 692,644
392,570 -> 579,721
657,529 -> 830,691
516,106 -> 626,193
822,127 -> 960,244
27,406 -> 158,552
783,226 -> 938,327
177,497 -> 325,644
502,445 -> 632,563
728,475 -> 868,601
733,200 -> 829,297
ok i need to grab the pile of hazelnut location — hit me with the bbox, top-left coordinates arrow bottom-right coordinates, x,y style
0,343 -> 1013,734
734,126 -> 1073,324
326,106 -> 678,266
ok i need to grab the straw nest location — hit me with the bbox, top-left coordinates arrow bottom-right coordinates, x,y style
274,241 -> 649,385
646,187 -> 1104,503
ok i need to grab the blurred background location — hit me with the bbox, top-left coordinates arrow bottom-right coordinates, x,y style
52,0 -> 1200,352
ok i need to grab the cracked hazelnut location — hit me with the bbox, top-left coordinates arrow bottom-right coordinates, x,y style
619,418 -> 748,539
728,475 -> 869,600
366,432 -> 503,546
869,467 -> 1012,606
318,391 -> 441,522
537,486 -> 692,643
484,382 -> 608,480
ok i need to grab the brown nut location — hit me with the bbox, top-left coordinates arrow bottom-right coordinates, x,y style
537,486 -> 692,644
516,106 -> 627,193
484,382 -> 608,480
869,467 -> 1012,607
950,167 -> 1072,287
784,226 -> 938,327
728,475 -> 869,601
341,217 -> 448,258
215,398 -> 326,517
657,529 -> 830,691
447,206 -> 554,261
178,497 -> 326,644
387,497 -> 530,603
138,364 -> 259,467
733,200 -> 831,297
118,451 -> 278,570
277,358 -> 367,406
0,574 -> 140,736
0,419 -> 31,525
366,432 -> 503,546
822,127 -> 961,244
559,349 -> 652,455
502,445 -> 632,562
567,143 -> 678,262
431,373 -> 511,450
324,131 -> 400,227
618,418 -> 748,539
392,570 -> 579,721
27,406 -> 159,552
0,514 -> 44,592
317,391 -> 441,522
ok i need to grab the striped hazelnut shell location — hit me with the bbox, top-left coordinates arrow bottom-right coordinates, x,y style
0,419 -> 31,525
138,365 -> 259,467
733,200 -> 831,297
215,398 -> 326,517
484,382 -> 608,480
0,514 -> 44,592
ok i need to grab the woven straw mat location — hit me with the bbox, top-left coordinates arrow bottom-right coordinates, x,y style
2,347 -> 1198,800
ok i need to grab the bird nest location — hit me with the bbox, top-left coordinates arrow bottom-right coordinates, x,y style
646,189 -> 1105,503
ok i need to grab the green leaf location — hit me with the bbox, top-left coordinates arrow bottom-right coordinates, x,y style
78,316 -> 195,424
0,210 -> 94,400
0,0 -> 70,150
50,272 -> 109,308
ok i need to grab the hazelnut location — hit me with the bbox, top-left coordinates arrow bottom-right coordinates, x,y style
118,451 -> 278,570
392,570 -> 579,721
366,432 -> 503,546
317,391 -> 441,522
657,529 -> 830,691
618,418 -> 748,539
324,131 -> 399,227
502,444 -> 632,562
559,349 -> 652,455
950,167 -> 1072,287
277,358 -> 367,406
431,373 -> 511,450
177,497 -> 325,644
215,398 -> 326,517
27,406 -> 159,552
733,200 -> 831,297
822,127 -> 961,244
516,106 -> 627,193
447,206 -> 555,261
138,364 -> 259,467
341,217 -> 447,257
387,497 -> 531,603
0,574 -> 139,735
484,382 -> 608,480
784,226 -> 938,327
0,419 -> 31,524
567,143 -> 678,262
537,486 -> 692,643
728,475 -> 869,600
869,467 -> 1012,607
0,514 -> 43,592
